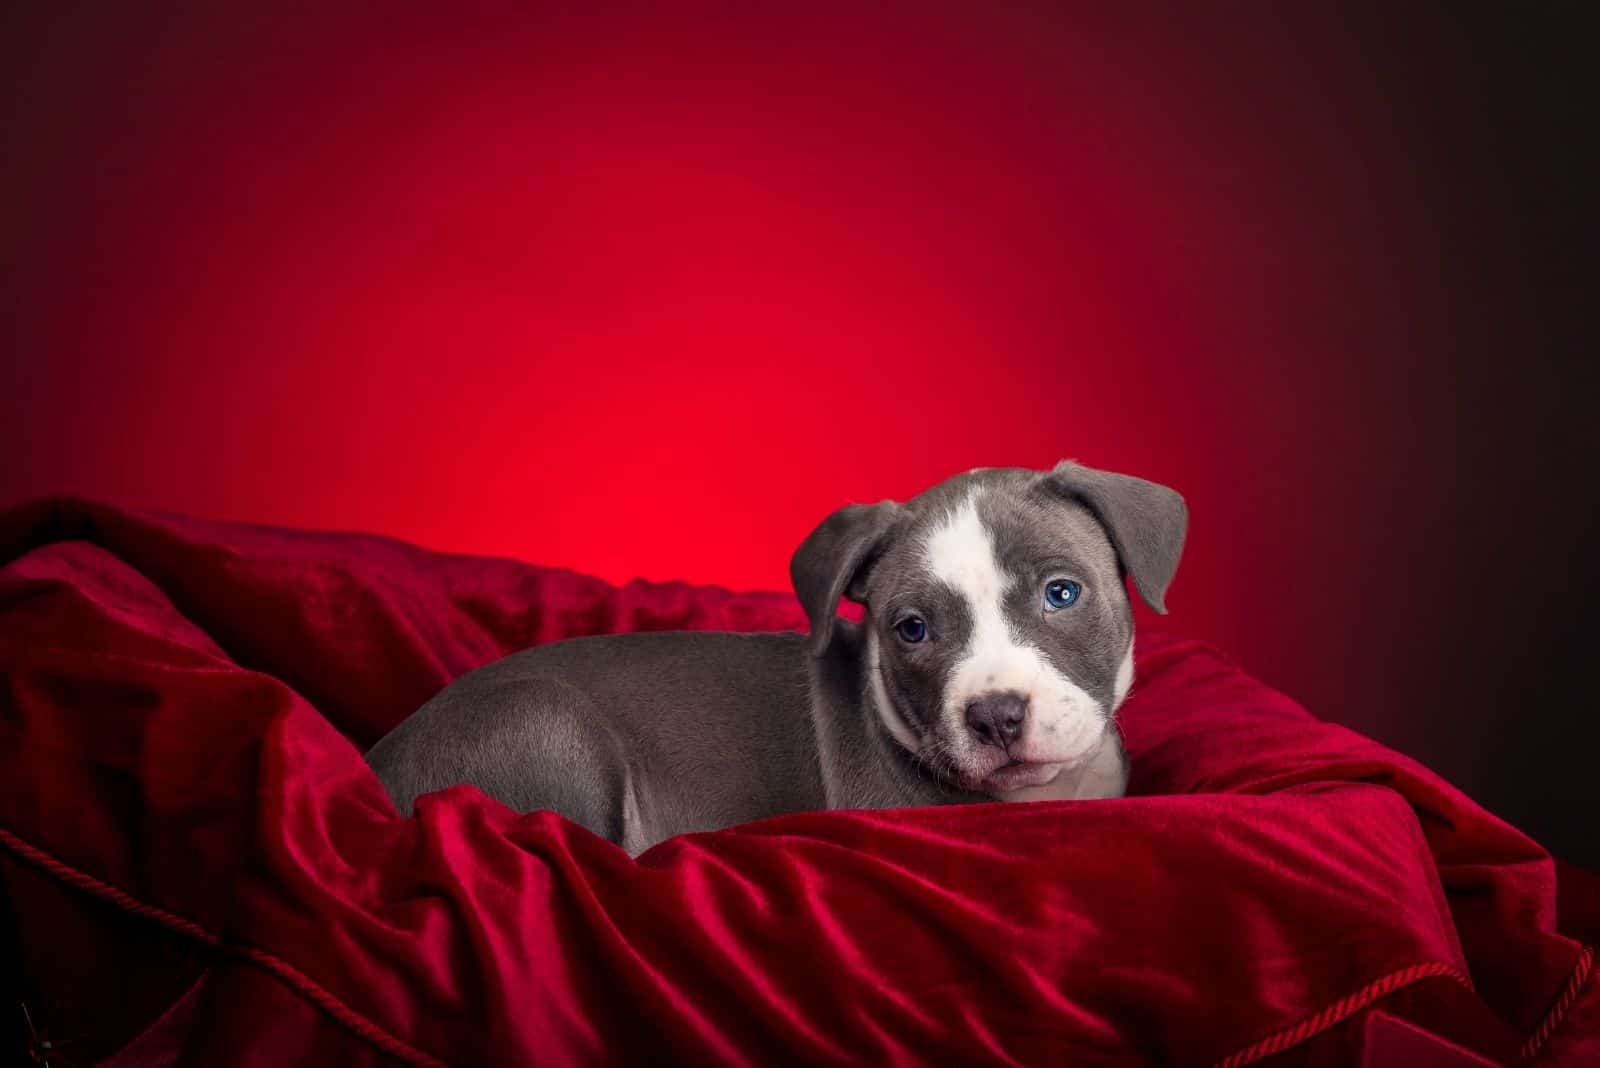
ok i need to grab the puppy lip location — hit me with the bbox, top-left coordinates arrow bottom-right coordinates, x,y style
980,760 -> 1063,791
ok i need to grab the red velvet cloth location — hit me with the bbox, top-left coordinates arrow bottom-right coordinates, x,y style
0,498 -> 1594,1066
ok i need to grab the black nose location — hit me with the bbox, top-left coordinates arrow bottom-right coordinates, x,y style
965,693 -> 1027,748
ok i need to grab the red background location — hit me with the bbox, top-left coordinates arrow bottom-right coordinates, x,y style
2,5 -> 1593,864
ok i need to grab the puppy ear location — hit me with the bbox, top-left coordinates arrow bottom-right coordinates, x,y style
1042,460 -> 1187,614
790,501 -> 902,657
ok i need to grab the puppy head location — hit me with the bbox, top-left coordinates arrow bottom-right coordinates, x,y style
791,461 -> 1186,797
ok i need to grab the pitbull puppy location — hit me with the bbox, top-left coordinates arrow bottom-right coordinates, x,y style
366,461 -> 1186,854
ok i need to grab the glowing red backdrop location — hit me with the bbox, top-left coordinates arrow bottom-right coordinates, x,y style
2,7 -> 1592,863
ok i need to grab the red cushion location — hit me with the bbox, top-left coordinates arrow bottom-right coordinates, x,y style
1,498 -> 1594,1065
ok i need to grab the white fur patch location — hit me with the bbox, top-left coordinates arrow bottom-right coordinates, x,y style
1113,637 -> 1135,708
923,494 -> 1105,766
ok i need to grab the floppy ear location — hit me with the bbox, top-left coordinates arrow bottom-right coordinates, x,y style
790,501 -> 902,656
1042,460 -> 1187,614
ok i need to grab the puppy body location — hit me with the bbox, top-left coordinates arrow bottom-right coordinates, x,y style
367,628 -> 952,854
367,463 -> 1184,854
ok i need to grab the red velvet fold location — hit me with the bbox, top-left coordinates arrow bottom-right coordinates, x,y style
1,498 -> 1593,1065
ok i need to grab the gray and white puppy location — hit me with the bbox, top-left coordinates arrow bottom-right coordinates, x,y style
366,461 -> 1186,855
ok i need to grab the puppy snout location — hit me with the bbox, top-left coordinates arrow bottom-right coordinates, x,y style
965,692 -> 1027,749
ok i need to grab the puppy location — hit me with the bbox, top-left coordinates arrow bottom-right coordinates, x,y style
367,461 -> 1185,854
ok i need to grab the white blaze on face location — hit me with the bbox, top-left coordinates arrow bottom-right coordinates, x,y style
923,494 -> 1106,764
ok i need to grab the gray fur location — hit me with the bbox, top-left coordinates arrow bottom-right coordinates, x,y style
366,462 -> 1186,854
790,499 -> 902,655
1042,460 -> 1188,614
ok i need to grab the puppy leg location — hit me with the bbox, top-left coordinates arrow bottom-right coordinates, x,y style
368,677 -> 630,844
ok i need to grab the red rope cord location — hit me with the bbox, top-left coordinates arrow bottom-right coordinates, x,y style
1213,961 -> 1473,1068
0,828 -> 449,1068
1520,944 -> 1594,1061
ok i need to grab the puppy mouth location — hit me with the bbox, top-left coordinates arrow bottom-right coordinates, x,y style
973,759 -> 1064,792
959,732 -> 1110,792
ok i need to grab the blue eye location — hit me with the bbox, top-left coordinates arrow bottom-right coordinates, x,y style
895,616 -> 928,643
1044,580 -> 1081,611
